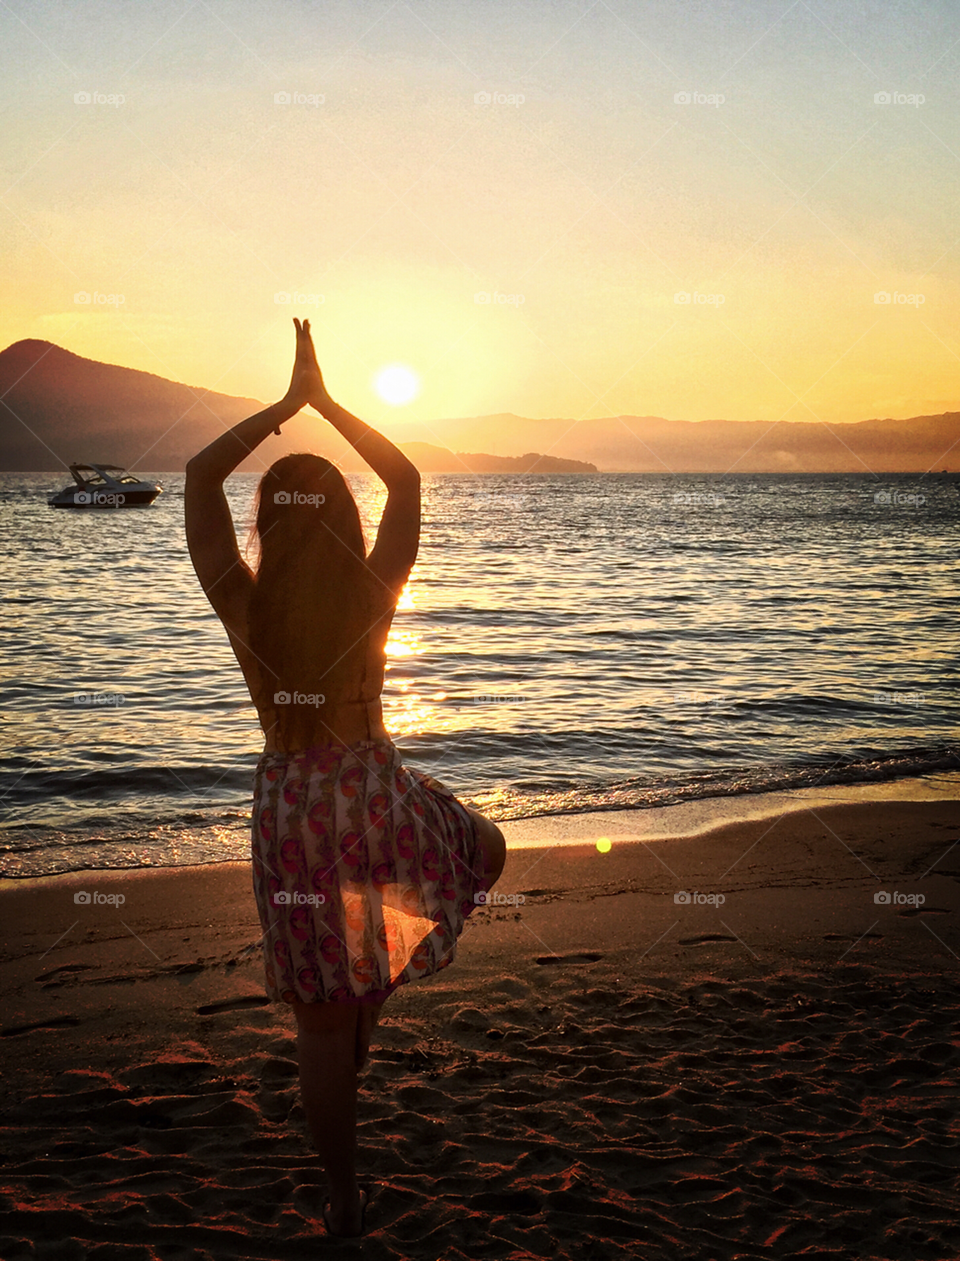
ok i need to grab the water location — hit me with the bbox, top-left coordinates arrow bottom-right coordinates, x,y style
1,471 -> 957,877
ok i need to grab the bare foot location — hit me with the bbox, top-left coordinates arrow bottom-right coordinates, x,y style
323,1186 -> 368,1237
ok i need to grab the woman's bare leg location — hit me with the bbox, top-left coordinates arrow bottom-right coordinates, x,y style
355,1000 -> 384,1070
292,999 -> 365,1235
465,806 -> 507,887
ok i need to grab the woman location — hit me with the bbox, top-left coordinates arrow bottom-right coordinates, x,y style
184,318 -> 507,1238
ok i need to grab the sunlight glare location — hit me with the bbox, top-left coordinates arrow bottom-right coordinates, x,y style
374,363 -> 420,406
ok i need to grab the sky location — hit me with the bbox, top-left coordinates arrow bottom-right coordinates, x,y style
3,0 -> 960,435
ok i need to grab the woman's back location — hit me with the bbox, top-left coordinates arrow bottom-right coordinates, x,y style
250,575 -> 398,752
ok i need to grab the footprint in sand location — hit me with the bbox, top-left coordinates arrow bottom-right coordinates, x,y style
196,996 -> 270,1015
898,906 -> 951,917
33,963 -> 96,985
2,1014 -> 82,1037
536,952 -> 603,965
677,934 -> 738,946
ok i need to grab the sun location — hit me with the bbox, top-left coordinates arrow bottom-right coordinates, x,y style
373,363 -> 420,406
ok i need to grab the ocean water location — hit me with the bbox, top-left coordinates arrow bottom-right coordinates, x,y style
1,471 -> 957,877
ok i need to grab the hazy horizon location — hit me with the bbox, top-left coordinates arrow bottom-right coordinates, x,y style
4,1 -> 960,463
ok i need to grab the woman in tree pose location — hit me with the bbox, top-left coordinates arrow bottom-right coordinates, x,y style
184,319 -> 506,1237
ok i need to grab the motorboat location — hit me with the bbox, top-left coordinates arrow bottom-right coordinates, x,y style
48,464 -> 163,509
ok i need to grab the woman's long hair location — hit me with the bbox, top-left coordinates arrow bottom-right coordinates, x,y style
247,453 -> 375,749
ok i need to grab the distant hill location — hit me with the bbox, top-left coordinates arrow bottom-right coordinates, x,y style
0,341 -> 594,474
0,339 -> 957,473
0,340 -> 268,473
400,442 -> 596,473
389,411 -> 960,473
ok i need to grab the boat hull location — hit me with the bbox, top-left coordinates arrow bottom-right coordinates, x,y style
49,489 -> 162,508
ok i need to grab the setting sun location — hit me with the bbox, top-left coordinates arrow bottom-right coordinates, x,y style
373,364 -> 420,406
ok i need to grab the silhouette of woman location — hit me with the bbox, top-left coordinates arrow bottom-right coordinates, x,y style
184,319 -> 506,1237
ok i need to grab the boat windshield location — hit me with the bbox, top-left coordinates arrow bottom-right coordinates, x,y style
118,475 -> 144,485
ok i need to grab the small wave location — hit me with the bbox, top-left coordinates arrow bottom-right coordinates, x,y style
1,744 -> 955,878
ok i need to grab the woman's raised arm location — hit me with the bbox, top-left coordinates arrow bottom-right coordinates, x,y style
300,322 -> 421,584
299,321 -> 420,493
184,320 -> 311,619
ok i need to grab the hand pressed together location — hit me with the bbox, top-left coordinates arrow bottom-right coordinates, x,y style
282,317 -> 335,417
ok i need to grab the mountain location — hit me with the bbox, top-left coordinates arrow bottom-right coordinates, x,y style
400,442 -> 596,473
0,341 -> 594,474
0,339 -> 957,473
388,411 -> 960,473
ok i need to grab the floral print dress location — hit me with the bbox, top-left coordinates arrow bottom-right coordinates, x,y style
251,738 -> 488,1004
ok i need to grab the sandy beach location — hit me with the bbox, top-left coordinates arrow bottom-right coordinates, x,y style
2,789 -> 958,1260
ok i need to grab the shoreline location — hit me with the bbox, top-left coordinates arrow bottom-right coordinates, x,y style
2,791 -> 957,976
1,769 -> 957,890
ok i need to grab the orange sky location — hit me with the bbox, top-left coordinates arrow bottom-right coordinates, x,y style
3,1 -> 960,433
